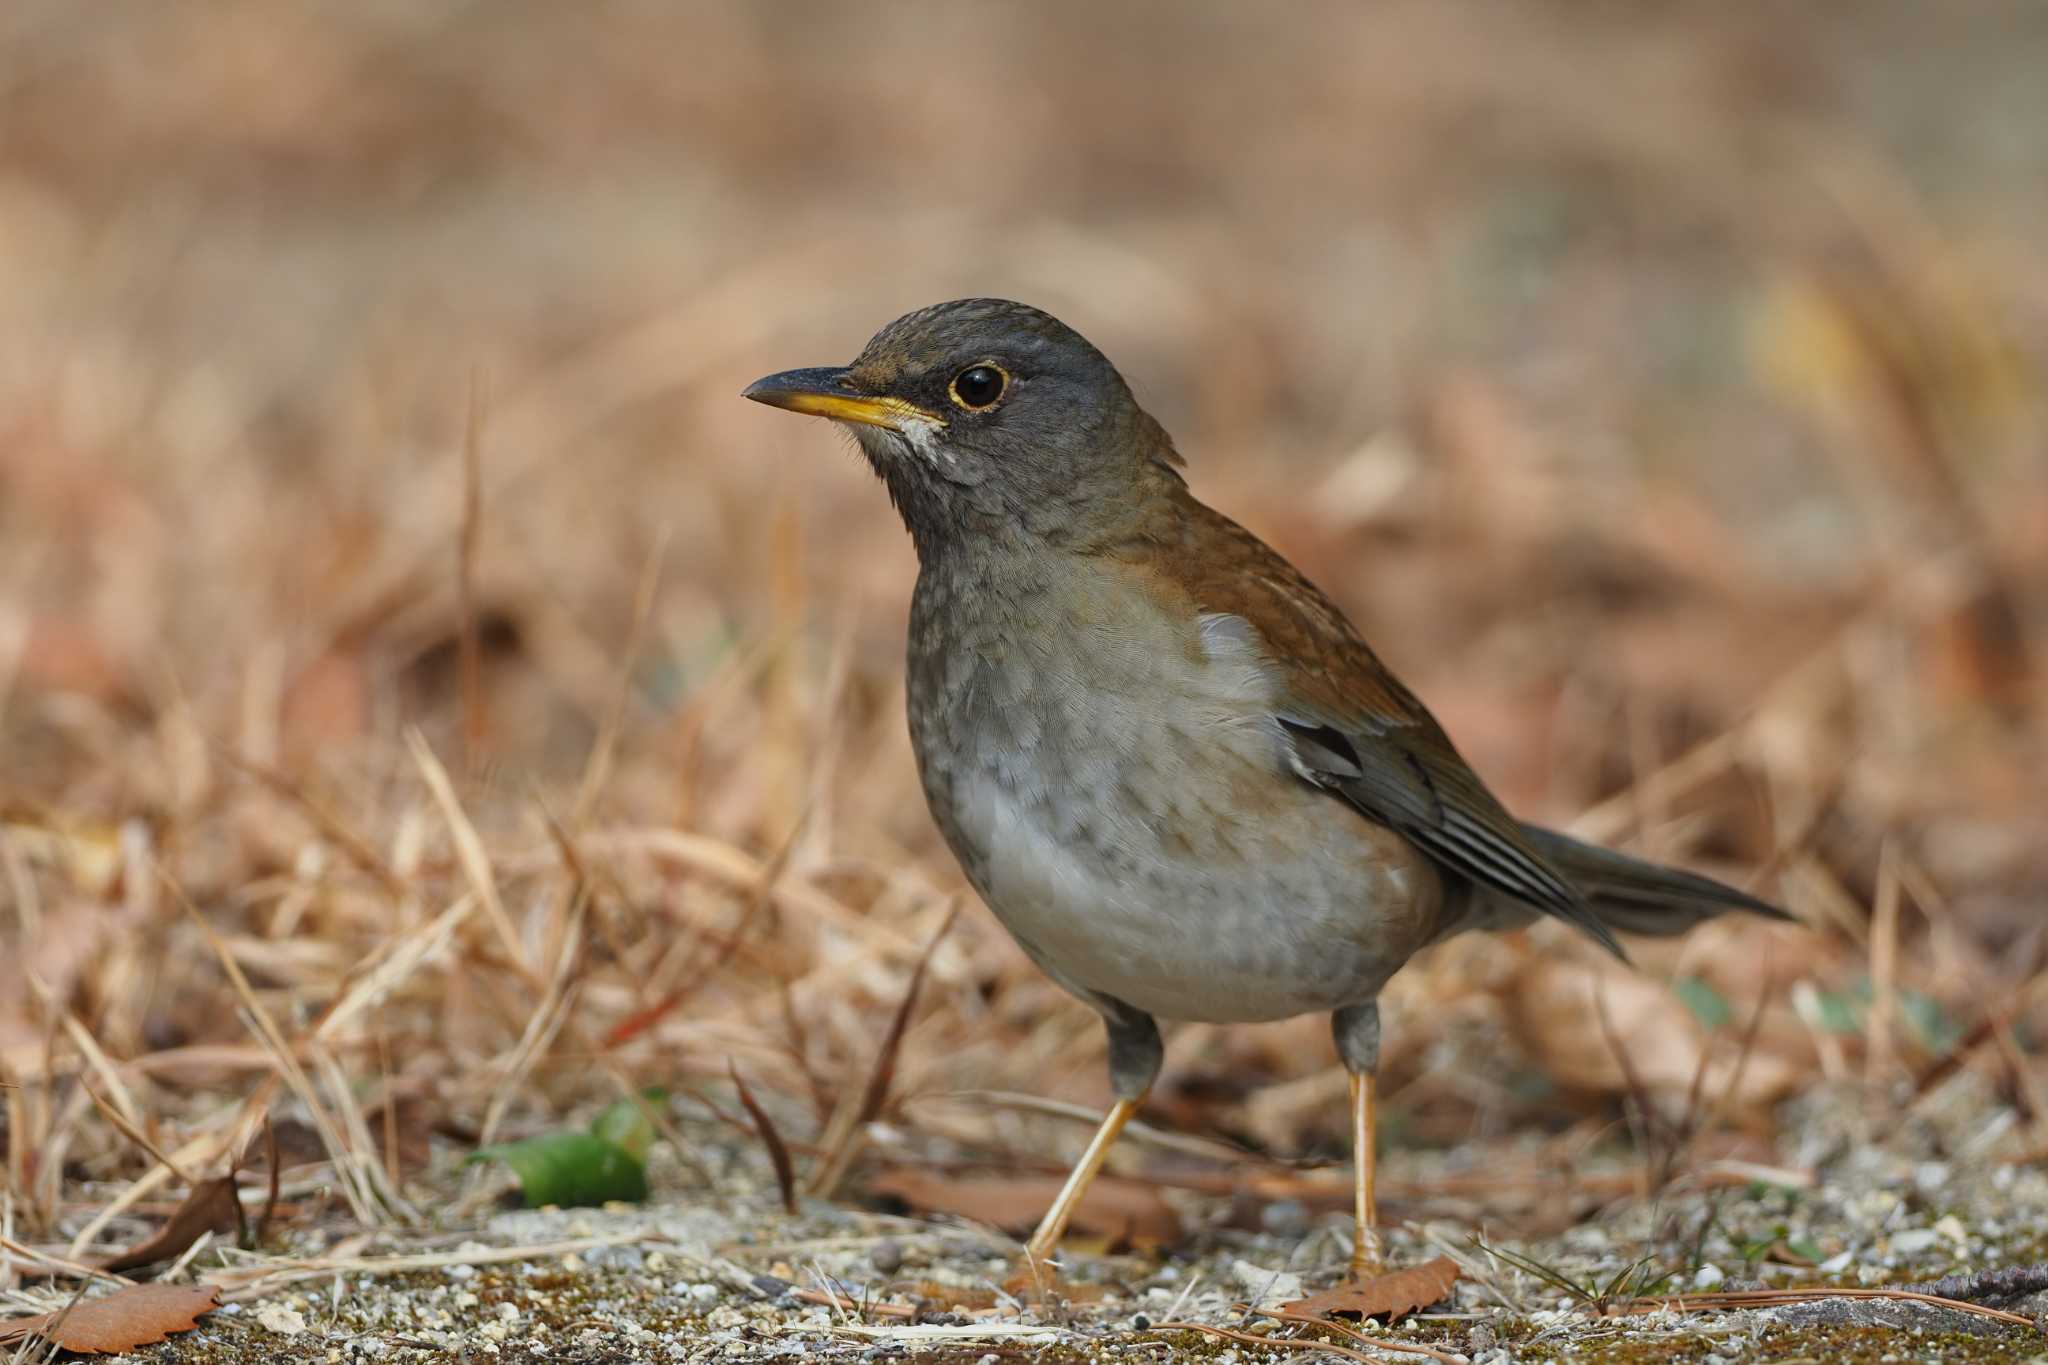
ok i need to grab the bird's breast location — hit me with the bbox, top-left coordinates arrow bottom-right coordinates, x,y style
904,558 -> 1444,1024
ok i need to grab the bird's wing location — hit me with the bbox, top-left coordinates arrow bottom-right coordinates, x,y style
1152,500 -> 1625,959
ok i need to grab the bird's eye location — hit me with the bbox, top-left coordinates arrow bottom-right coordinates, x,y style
948,363 -> 1008,411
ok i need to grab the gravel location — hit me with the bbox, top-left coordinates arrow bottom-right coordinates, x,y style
14,1074 -> 2044,1363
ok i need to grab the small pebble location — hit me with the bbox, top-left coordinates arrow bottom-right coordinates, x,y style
256,1303 -> 306,1336
1260,1199 -> 1310,1239
870,1238 -> 904,1275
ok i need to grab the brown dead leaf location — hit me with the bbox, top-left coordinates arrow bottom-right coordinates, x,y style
101,1176 -> 242,1272
1508,960 -> 1801,1112
869,1168 -> 1181,1247
0,1283 -> 220,1353
1281,1256 -> 1461,1321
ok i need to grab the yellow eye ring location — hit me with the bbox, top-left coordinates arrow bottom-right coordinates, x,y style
948,363 -> 1010,411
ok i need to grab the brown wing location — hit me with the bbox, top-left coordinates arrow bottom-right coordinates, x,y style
1138,494 -> 1624,959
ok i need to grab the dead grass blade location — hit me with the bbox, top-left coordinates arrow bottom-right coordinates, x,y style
728,1061 -> 797,1216
167,876 -> 383,1228
457,369 -> 486,763
806,904 -> 957,1200
571,528 -> 668,829
406,728 -> 535,983
78,1084 -> 193,1186
217,750 -> 407,899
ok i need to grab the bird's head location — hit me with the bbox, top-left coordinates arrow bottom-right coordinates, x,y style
744,298 -> 1182,553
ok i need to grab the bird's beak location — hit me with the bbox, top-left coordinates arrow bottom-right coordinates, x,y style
742,366 -> 944,433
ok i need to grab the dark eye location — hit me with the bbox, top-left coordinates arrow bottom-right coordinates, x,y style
949,363 -> 1008,410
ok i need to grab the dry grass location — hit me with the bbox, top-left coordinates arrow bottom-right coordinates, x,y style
1,0 -> 2044,1271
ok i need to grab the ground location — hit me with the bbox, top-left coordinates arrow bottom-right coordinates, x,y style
25,1076 -> 2042,1364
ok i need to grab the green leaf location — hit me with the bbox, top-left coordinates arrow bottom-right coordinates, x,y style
1811,990 -> 1863,1034
590,1088 -> 667,1160
469,1133 -> 648,1208
1673,977 -> 1733,1030
1897,990 -> 1961,1054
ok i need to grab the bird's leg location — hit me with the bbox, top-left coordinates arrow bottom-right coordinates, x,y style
1347,1070 -> 1381,1277
1333,1002 -> 1384,1279
1023,1096 -> 1142,1268
1023,1002 -> 1160,1273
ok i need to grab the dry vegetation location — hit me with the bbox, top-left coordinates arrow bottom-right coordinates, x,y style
1,1 -> 2045,1356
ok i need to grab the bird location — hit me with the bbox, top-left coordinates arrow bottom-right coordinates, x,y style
743,298 -> 1788,1281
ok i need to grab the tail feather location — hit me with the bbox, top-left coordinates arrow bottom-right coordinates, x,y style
1519,823 -> 1791,938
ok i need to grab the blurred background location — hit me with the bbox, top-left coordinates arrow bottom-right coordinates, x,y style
2,1 -> 2044,1240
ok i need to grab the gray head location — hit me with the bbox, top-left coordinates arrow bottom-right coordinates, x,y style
743,299 -> 1183,556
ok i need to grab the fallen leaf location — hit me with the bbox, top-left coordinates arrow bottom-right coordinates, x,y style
1281,1256 -> 1461,1321
869,1168 -> 1180,1247
1508,960 -> 1801,1111
469,1132 -> 647,1207
588,1087 -> 668,1161
102,1175 -> 241,1271
0,1283 -> 220,1354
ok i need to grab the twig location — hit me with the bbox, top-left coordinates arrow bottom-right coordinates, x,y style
1608,1285 -> 2036,1330
1900,1263 -> 2048,1308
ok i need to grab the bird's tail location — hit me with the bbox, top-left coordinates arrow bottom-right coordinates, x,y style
1519,823 -> 1791,938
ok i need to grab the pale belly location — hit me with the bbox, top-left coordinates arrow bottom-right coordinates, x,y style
905,555 -> 1450,1025
950,766 -> 1443,1023
916,652 -> 1448,1024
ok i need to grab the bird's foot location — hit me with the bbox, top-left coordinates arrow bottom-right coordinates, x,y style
1345,1230 -> 1387,1283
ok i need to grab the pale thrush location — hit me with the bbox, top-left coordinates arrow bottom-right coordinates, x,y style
744,298 -> 1787,1277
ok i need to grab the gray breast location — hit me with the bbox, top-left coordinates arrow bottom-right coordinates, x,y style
902,558 -> 1444,1025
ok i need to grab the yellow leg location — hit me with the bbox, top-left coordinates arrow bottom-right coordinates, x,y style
1023,1096 -> 1142,1269
1348,1071 -> 1382,1279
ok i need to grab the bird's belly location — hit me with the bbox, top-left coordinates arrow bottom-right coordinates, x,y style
938,733 -> 1445,1025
